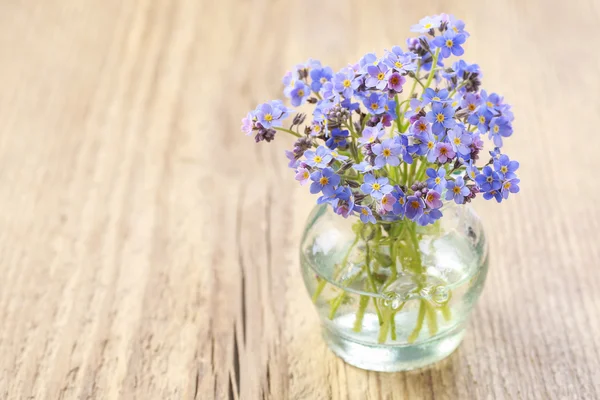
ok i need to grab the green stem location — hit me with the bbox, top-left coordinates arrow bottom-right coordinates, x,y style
364,242 -> 383,324
274,127 -> 301,138
415,159 -> 429,182
400,66 -> 421,128
408,160 -> 418,186
408,300 -> 427,343
312,278 -> 327,303
377,308 -> 391,344
422,48 -> 441,94
441,303 -> 452,321
425,302 -> 439,336
353,295 -> 369,332
329,292 -> 347,320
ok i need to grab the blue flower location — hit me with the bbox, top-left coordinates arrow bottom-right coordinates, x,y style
356,205 -> 377,224
391,187 -> 407,217
432,30 -> 466,58
382,46 -> 417,73
309,66 -> 333,93
493,154 -> 519,180
418,208 -> 443,226
445,14 -> 469,37
424,189 -> 443,209
353,161 -> 375,173
474,165 -> 502,193
460,93 -> 482,114
288,80 -> 310,107
254,100 -> 290,128
426,167 -> 447,192
480,90 -> 502,111
501,178 -> 520,200
488,117 -> 513,147
358,124 -> 385,146
426,102 -> 456,135
358,53 -> 378,73
362,92 -> 388,114
373,138 -> 401,167
304,145 -> 332,168
405,195 -> 425,221
483,189 -> 503,203
467,107 -> 492,133
465,160 -> 479,181
422,88 -> 450,105
447,126 -> 473,155
415,131 -> 438,162
411,15 -> 442,33
361,174 -> 393,200
445,176 -> 470,204
326,128 -> 349,150
366,64 -> 390,90
333,67 -> 357,98
309,167 -> 340,196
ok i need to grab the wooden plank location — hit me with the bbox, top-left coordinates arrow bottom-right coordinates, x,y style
0,0 -> 598,398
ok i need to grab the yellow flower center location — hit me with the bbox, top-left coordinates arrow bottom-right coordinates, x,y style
435,177 -> 441,184
486,101 -> 493,107
493,125 -> 500,133
424,23 -> 432,29
361,208 -> 369,215
383,148 -> 392,157
427,141 -> 434,149
390,76 -> 399,84
468,104 -> 476,111
419,123 -> 427,131
453,186 -> 461,194
320,77 -> 327,83
343,79 -> 351,88
395,61 -> 403,69
264,113 -> 273,122
399,197 -> 405,205
331,151 -> 338,158
314,156 -> 322,163
382,197 -> 389,204
427,193 -> 434,202
297,89 -> 305,97
501,166 -> 508,173
479,115 -> 486,124
436,113 -> 445,123
384,104 -> 389,111
319,176 -> 329,185
486,176 -> 493,183
377,72 -> 385,80
503,181 -> 511,189
314,125 -> 321,133
433,96 -> 441,101
303,171 -> 309,179
439,147 -> 448,155
446,39 -> 454,48
372,183 -> 381,191
453,137 -> 461,145
411,200 -> 420,209
453,27 -> 459,32
371,103 -> 379,110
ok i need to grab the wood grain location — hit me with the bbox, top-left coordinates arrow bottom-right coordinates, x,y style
0,0 -> 598,398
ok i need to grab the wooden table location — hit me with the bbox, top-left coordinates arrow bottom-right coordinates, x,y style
0,0 -> 598,398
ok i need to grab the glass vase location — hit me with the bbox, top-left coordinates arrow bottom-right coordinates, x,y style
300,202 -> 489,372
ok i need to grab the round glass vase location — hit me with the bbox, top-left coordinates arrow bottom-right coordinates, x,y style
300,202 -> 489,372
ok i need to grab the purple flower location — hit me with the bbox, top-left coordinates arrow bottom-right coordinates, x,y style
380,193 -> 397,213
361,174 -> 393,200
424,190 -> 443,209
467,107 -> 492,133
362,92 -> 388,114
501,178 -> 520,200
373,138 -> 401,167
410,117 -> 431,136
304,146 -> 332,168
445,176 -> 470,204
426,167 -> 447,191
383,46 -> 417,73
366,64 -> 390,90
434,142 -> 456,163
426,102 -> 456,135
460,93 -> 482,113
309,167 -> 340,196
333,67 -> 357,98
326,128 -> 349,150
488,117 -> 513,147
295,167 -> 311,185
288,81 -> 310,106
387,72 -> 406,93
333,187 -> 355,218
309,121 -> 324,136
356,205 -> 377,224
418,208 -> 443,226
422,88 -> 450,105
405,195 -> 425,220
493,154 -> 519,179
286,150 -> 299,168
432,30 -> 466,58
310,66 -> 334,93
411,15 -> 442,33
358,124 -> 386,145
474,165 -> 502,192
241,112 -> 254,135
447,126 -> 473,155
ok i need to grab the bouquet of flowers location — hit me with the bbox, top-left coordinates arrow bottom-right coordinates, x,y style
242,14 -> 520,345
